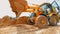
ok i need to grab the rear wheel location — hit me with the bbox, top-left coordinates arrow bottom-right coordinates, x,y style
35,15 -> 49,28
49,15 -> 59,26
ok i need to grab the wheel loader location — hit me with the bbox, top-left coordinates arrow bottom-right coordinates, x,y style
9,0 -> 59,28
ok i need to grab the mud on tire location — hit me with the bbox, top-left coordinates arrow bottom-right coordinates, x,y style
49,15 -> 59,26
35,15 -> 49,28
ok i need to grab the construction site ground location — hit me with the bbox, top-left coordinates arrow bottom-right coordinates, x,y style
0,24 -> 60,34
0,16 -> 60,34
0,20 -> 60,34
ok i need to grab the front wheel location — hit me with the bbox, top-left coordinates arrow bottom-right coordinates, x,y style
35,15 -> 49,28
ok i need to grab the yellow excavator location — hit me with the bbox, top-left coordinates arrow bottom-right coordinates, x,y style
9,0 -> 59,28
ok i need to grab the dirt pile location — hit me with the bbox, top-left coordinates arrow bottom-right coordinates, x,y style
0,16 -> 32,28
16,16 -> 30,24
0,16 -> 15,27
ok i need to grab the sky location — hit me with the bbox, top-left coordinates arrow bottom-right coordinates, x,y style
0,0 -> 60,18
26,0 -> 54,5
55,0 -> 60,6
0,0 -> 16,18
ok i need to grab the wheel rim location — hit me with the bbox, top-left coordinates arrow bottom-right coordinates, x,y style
52,17 -> 57,24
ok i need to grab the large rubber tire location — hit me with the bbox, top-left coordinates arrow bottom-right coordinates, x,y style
35,15 -> 49,28
49,15 -> 59,26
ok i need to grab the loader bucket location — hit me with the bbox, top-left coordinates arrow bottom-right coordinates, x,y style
9,0 -> 28,17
